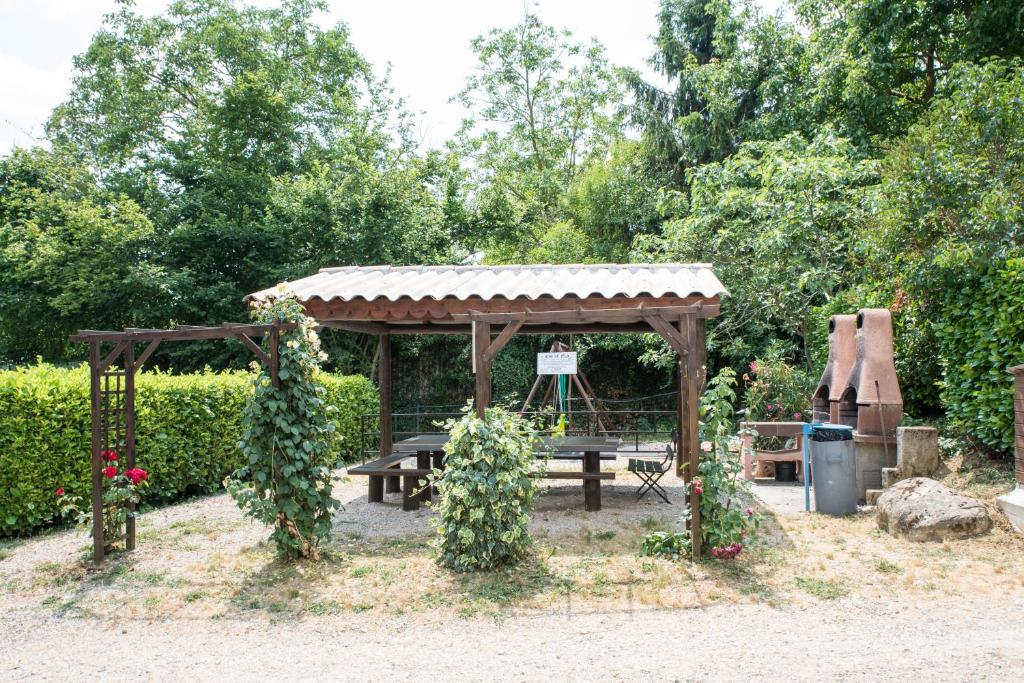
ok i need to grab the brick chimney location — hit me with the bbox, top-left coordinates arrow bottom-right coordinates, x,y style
813,314 -> 857,423
838,308 -> 903,436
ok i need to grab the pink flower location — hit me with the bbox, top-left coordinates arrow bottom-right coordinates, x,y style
56,487 -> 65,496
749,361 -> 758,373
700,440 -> 713,452
793,412 -> 802,420
745,506 -> 754,516
691,478 -> 704,496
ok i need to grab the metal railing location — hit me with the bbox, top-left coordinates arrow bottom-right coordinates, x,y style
357,409 -> 678,463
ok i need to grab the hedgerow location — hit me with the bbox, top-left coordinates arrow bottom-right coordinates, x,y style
935,257 -> 1024,455
0,363 -> 377,536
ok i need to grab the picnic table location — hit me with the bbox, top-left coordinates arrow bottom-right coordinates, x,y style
348,434 -> 621,512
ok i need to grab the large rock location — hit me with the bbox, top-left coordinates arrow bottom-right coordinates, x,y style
876,477 -> 992,541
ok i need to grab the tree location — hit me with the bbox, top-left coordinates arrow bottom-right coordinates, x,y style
626,0 -> 809,185
0,148 -> 171,362
794,0 -> 1024,144
637,131 -> 877,368
454,9 -> 623,246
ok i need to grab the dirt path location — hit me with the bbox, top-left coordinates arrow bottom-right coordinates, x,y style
3,595 -> 1023,681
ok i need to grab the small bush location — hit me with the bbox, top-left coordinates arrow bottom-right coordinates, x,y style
431,405 -> 538,571
0,362 -> 376,537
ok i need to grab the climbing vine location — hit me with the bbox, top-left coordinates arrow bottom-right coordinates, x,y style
225,293 -> 338,560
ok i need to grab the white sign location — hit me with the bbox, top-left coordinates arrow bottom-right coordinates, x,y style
537,351 -> 577,375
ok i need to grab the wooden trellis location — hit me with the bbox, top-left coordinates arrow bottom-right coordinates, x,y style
70,322 -> 295,564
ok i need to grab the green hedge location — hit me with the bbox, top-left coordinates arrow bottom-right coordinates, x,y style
0,364 -> 377,536
935,257 -> 1024,455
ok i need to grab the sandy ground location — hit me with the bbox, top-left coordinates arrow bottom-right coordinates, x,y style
2,456 -> 1023,682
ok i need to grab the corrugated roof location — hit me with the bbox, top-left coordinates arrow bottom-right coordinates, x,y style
247,263 -> 727,303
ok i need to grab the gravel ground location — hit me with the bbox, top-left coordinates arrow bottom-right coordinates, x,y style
2,595 -> 1022,681
3,450 -> 1024,682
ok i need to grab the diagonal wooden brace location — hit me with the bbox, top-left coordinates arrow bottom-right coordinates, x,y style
644,314 -> 689,357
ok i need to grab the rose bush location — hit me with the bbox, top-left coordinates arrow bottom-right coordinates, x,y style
56,452 -> 149,552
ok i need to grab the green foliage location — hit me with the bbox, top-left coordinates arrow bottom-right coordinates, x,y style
742,349 -> 814,422
226,296 -> 340,560
934,258 -> 1024,455
639,530 -> 690,559
0,148 -> 170,363
693,368 -> 760,555
0,363 -> 375,537
638,131 -> 876,368
455,9 -> 623,249
431,405 -> 539,571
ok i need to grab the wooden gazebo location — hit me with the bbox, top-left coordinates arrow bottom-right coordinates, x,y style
248,263 -> 725,553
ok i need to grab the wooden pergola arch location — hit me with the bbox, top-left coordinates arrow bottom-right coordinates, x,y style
70,322 -> 294,563
251,264 -> 725,556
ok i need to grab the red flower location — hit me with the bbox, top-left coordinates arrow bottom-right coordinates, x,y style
106,452 -> 118,462
56,487 -> 65,496
103,466 -> 118,479
125,468 -> 149,485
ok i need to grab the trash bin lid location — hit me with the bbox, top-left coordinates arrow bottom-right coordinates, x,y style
810,423 -> 854,441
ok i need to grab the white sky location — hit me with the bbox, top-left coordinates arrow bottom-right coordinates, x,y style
0,0 -> 785,154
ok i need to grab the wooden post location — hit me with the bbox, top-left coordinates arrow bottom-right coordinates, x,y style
89,340 -> 104,564
368,475 -> 384,503
379,334 -> 399,493
124,341 -> 136,551
583,451 -> 601,511
681,315 -> 705,560
473,322 -> 491,417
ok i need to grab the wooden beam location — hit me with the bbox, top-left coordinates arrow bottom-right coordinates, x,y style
379,335 -> 393,457
483,319 -> 524,363
70,323 -> 296,343
124,341 -> 136,551
89,340 -> 103,565
305,294 -> 721,323
646,315 -> 689,357
317,320 -> 391,335
269,326 -> 281,389
133,339 -> 162,371
97,341 -> 127,375
236,333 -> 271,366
473,322 -> 492,417
455,303 -> 716,325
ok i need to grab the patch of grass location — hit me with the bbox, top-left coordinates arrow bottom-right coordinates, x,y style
352,603 -> 373,613
304,600 -> 342,616
41,594 -> 61,607
184,590 -> 207,603
794,576 -> 848,600
350,564 -> 374,578
595,530 -> 616,541
876,559 -> 901,574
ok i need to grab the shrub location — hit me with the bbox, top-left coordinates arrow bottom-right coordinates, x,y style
935,257 -> 1024,455
0,363 -> 376,537
226,296 -> 339,560
431,404 -> 538,571
741,347 -> 814,422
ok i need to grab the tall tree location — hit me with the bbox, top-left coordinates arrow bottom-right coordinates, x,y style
454,10 -> 622,247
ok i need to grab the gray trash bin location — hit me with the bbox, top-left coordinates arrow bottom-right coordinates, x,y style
810,424 -> 857,515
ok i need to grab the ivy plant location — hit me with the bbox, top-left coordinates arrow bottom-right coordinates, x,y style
225,293 -> 339,560
430,404 -> 539,571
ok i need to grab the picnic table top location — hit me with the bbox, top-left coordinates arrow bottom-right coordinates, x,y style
392,434 -> 621,453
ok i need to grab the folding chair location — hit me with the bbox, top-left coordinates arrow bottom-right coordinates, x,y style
627,444 -> 673,504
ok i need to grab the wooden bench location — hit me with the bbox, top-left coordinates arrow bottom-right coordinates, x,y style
348,453 -> 435,511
